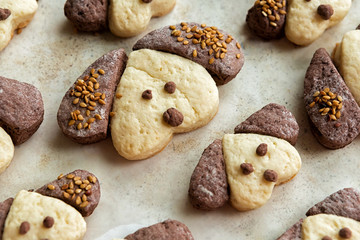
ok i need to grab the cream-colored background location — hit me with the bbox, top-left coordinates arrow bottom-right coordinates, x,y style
0,0 -> 359,239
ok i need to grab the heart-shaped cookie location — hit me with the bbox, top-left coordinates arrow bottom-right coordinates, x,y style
333,29 -> 360,106
2,190 -> 86,240
223,133 -> 301,211
0,0 -> 38,51
285,0 -> 351,45
110,49 -> 219,160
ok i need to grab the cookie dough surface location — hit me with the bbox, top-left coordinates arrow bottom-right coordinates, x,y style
111,49 -> 219,160
302,214 -> 360,240
108,0 -> 176,37
3,190 -> 86,240
0,0 -> 38,51
0,127 -> 13,174
285,0 -> 351,45
222,133 -> 301,211
333,30 -> 360,105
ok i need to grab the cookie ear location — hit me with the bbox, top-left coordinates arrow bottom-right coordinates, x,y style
0,77 -> 44,145
234,103 -> 299,145
246,0 -> 287,39
64,0 -> 108,32
2,190 -> 86,239
0,198 -> 14,240
0,0 -> 38,51
285,0 -> 351,45
276,219 -> 303,240
57,49 -> 127,144
124,219 -> 194,240
133,22 -> 244,85
304,48 -> 360,149
108,0 -> 176,37
36,170 -> 101,217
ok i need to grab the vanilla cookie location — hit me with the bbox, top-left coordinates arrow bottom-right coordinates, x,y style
285,0 -> 351,45
0,127 -> 13,174
111,49 -> 219,160
333,29 -> 360,105
0,0 -> 38,51
108,0 -> 176,37
2,190 -> 86,240
223,133 -> 301,211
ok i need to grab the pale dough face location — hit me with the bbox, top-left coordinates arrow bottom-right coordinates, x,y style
222,133 -> 301,211
109,0 -> 176,37
333,30 -> 360,105
302,214 -> 360,240
285,0 -> 351,46
3,190 -> 86,240
0,127 -> 14,174
111,49 -> 219,160
0,0 -> 38,51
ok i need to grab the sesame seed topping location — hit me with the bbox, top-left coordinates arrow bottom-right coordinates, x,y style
309,88 -> 343,121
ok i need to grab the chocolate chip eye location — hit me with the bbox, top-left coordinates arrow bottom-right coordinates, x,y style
142,0 -> 152,3
339,227 -> 352,239
142,89 -> 152,100
43,216 -> 54,228
263,169 -> 278,182
321,236 -> 332,240
19,221 -> 30,234
164,81 -> 176,94
317,4 -> 334,20
256,143 -> 267,156
0,8 -> 11,21
240,163 -> 254,175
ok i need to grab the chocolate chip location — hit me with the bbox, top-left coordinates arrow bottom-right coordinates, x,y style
19,221 -> 30,234
164,81 -> 176,94
263,169 -> 278,182
317,5 -> 334,20
142,89 -> 152,100
85,189 -> 92,196
335,122 -> 341,128
142,0 -> 152,2
43,216 -> 54,228
256,143 -> 267,156
163,108 -> 184,127
339,227 -> 352,238
356,24 -> 360,30
0,8 -> 11,21
322,236 -> 332,240
240,163 -> 254,175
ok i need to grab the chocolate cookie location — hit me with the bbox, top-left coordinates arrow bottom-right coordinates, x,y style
246,0 -> 287,39
36,169 -> 100,217
125,219 -> 194,240
133,22 -> 244,85
234,103 -> 299,145
57,48 -> 127,144
0,77 -> 44,145
304,48 -> 360,149
188,139 -> 229,210
0,198 -> 13,239
64,0 -> 108,32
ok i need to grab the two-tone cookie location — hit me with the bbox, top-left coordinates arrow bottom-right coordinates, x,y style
0,170 -> 100,239
0,76 -> 44,145
246,0 -> 351,45
278,188 -> 360,239
189,103 -> 301,211
304,48 -> 360,149
110,22 -> 244,160
64,0 -> 176,37
0,0 -> 38,51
